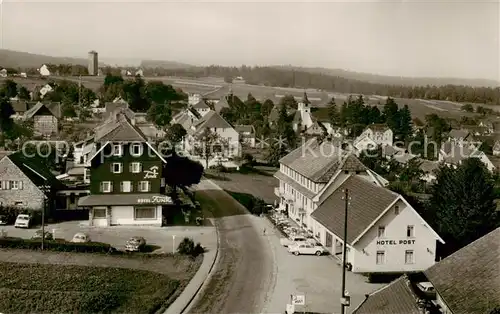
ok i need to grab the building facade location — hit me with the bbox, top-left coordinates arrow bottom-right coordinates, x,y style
354,124 -> 394,152
88,50 -> 99,76
78,113 -> 172,226
275,139 -> 442,274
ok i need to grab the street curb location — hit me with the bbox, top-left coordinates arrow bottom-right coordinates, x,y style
164,182 -> 221,314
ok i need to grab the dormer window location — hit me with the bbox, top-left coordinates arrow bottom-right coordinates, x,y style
113,144 -> 122,156
131,143 -> 142,156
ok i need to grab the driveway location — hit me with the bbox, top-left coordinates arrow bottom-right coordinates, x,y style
260,217 -> 385,314
1,221 -> 216,254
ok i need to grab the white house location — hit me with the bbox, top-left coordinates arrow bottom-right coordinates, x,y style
39,84 -> 54,98
321,123 -> 348,138
171,107 -> 201,131
275,138 -> 443,274
439,141 -> 496,172
191,99 -> 211,117
292,92 -> 314,132
184,110 -> 241,164
135,69 -> 144,77
235,125 -> 256,148
0,69 -> 7,78
354,124 -> 393,152
188,94 -> 202,106
38,64 -> 51,76
493,140 -> 500,156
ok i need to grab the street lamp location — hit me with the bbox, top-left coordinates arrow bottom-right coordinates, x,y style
41,180 -> 49,250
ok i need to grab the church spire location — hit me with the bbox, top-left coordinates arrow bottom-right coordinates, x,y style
302,91 -> 310,105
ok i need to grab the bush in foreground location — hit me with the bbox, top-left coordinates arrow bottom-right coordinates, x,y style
0,237 -> 115,253
177,237 -> 204,257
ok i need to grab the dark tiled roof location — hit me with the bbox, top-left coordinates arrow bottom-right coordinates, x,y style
366,123 -> 390,133
425,227 -> 500,314
279,138 -> 347,182
214,97 -> 230,113
11,100 -> 37,113
353,275 -> 421,314
440,141 -> 477,164
94,113 -> 147,142
448,129 -> 470,140
311,175 -> 399,244
235,125 -> 255,134
6,152 -> 63,190
192,99 -> 210,109
23,102 -> 61,119
79,193 -> 173,206
188,111 -> 233,136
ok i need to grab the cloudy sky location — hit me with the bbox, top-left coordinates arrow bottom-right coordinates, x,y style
1,0 -> 499,80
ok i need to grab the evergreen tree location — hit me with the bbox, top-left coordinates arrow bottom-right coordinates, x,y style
327,97 -> 340,126
397,105 -> 413,142
383,97 -> 399,131
428,158 -> 499,256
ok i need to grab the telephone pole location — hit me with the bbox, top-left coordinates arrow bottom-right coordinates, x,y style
41,180 -> 48,250
340,188 -> 350,314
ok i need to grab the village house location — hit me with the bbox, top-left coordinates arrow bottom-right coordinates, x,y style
419,160 -> 440,183
493,140 -> 500,156
0,68 -> 7,78
171,107 -> 202,130
0,152 -> 63,210
191,99 -> 211,117
438,141 -> 495,172
184,110 -> 241,164
213,90 -> 232,113
235,125 -> 256,148
275,139 -> 443,274
354,124 -> 394,152
22,102 -> 61,136
39,84 -> 54,99
354,227 -> 499,314
77,112 -> 172,227
38,64 -> 51,76
9,100 -> 37,119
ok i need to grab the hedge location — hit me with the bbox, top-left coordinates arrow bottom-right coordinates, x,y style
0,206 -> 42,225
0,237 -> 116,253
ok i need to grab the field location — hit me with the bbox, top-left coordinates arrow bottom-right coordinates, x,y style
205,167 -> 279,204
1,75 -> 492,121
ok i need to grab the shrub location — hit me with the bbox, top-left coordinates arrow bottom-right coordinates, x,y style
177,237 -> 204,257
0,206 -> 42,225
0,237 -> 115,253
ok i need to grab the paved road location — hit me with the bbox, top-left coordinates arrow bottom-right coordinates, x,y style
188,180 -> 275,314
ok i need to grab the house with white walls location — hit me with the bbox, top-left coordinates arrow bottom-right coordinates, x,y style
0,69 -> 7,78
354,124 -> 394,152
439,141 -> 496,172
292,92 -> 315,132
275,138 -> 443,274
191,99 -> 211,117
39,84 -> 54,98
38,64 -> 51,76
184,110 -> 240,165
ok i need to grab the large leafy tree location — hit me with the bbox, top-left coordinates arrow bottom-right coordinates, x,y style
192,128 -> 227,168
1,80 -> 18,98
0,97 -> 15,134
18,86 -> 31,100
122,76 -> 150,112
163,153 -> 203,188
147,102 -> 172,130
145,81 -> 180,104
428,158 -> 499,256
165,123 -> 187,146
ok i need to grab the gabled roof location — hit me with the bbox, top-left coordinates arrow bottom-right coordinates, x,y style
192,99 -> 210,109
5,152 -> 63,190
11,100 -> 37,113
104,102 -> 135,121
279,138 -> 347,182
366,124 -> 390,133
352,275 -> 422,314
311,175 -> 399,244
235,125 -> 255,134
94,113 -> 147,142
440,141 -> 477,164
188,107 -> 201,119
448,129 -> 470,140
425,227 -> 500,314
23,102 -> 61,120
188,110 -> 233,136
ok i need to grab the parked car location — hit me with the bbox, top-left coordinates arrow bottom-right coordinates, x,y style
71,232 -> 91,243
280,235 -> 307,247
14,214 -> 31,228
416,282 -> 436,299
32,229 -> 53,240
288,242 -> 325,256
0,215 -> 7,225
125,236 -> 146,252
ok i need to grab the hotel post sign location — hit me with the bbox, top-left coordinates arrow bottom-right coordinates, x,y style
376,239 -> 416,245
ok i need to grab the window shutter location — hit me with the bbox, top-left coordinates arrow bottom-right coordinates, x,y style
129,163 -> 133,173
130,182 -> 133,192
100,182 -> 103,192
147,181 -> 150,192
19,181 -> 23,190
120,182 -> 124,192
5,181 -> 10,190
110,182 -> 113,192
110,163 -> 114,172
139,163 -> 143,172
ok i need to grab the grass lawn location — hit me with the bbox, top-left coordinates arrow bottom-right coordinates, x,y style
0,262 -> 178,313
0,253 -> 202,314
204,166 -> 278,204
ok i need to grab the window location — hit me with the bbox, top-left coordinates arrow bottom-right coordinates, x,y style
376,251 -> 385,264
69,193 -> 75,204
112,163 -> 122,173
405,250 -> 414,264
378,226 -> 386,238
407,225 -> 414,237
93,208 -> 106,218
130,162 -> 142,173
138,181 -> 150,192
14,201 -> 23,206
135,207 -> 156,219
100,181 -> 112,193
131,144 -> 142,156
10,181 -> 22,190
113,144 -> 122,156
395,205 -> 400,214
120,181 -> 132,192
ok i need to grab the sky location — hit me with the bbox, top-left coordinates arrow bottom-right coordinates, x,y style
1,0 -> 499,80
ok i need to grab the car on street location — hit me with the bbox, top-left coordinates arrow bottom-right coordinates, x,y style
280,235 -> 307,247
125,236 -> 147,252
416,282 -> 436,299
32,229 -> 53,240
14,214 -> 31,228
71,232 -> 91,243
288,242 -> 326,256
0,215 -> 8,225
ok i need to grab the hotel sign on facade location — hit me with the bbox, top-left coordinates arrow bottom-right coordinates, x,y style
376,239 -> 416,245
137,195 -> 172,205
